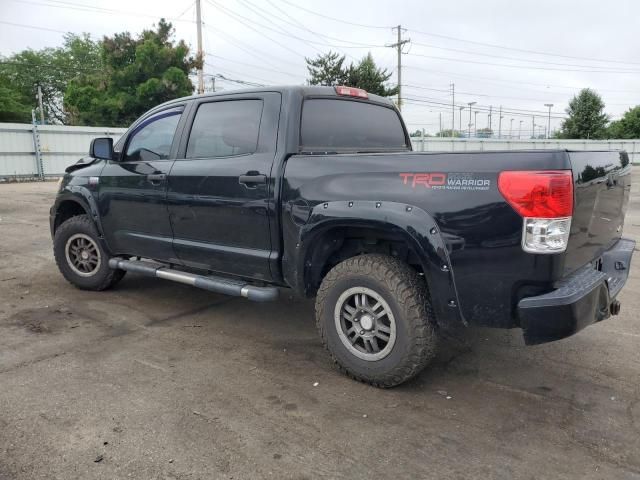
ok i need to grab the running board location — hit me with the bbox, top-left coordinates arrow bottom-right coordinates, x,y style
108,258 -> 279,302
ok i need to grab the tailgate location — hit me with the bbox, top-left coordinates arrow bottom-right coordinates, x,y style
564,151 -> 632,274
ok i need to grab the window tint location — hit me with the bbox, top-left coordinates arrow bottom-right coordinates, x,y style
301,99 -> 407,151
186,100 -> 263,158
124,110 -> 182,162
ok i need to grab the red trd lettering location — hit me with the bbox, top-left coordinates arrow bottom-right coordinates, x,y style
399,173 -> 447,188
399,173 -> 413,185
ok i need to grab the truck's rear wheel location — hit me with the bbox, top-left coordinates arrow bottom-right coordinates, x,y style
53,214 -> 125,291
315,254 -> 437,388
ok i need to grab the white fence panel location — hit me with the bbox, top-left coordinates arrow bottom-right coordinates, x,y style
0,123 -> 126,179
2,123 -> 639,179
411,138 -> 640,164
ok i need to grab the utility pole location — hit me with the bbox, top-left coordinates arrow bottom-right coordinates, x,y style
544,103 -> 554,139
36,85 -> 44,124
510,118 -> 514,138
519,120 -> 523,139
450,83 -> 455,137
459,106 -> 464,133
467,102 -> 476,138
532,115 -> 535,139
388,25 -> 409,111
488,105 -> 492,132
474,111 -> 478,137
498,106 -> 502,138
195,0 -> 204,95
211,77 -> 216,92
439,112 -> 442,137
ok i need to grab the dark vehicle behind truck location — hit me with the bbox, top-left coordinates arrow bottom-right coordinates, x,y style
50,85 -> 634,387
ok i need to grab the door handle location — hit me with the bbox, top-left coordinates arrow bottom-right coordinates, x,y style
147,173 -> 166,184
239,172 -> 267,188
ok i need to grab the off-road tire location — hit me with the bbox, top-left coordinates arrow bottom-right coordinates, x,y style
53,214 -> 125,291
315,254 -> 437,388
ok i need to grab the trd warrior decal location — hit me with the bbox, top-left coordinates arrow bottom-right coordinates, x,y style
400,172 -> 491,191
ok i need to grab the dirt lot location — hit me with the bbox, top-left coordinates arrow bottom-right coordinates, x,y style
1,172 -> 640,480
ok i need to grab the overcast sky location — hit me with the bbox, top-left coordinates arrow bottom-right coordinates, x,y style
1,0 -> 639,135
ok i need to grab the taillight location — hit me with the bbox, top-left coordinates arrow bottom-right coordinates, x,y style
335,86 -> 368,99
498,170 -> 574,254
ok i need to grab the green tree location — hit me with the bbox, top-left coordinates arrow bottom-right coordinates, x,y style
0,76 -> 31,122
607,106 -> 640,139
347,53 -> 397,97
476,127 -> 493,138
558,88 -> 609,139
305,51 -> 349,86
306,51 -> 397,97
0,34 -> 101,124
436,129 -> 463,138
65,19 -> 197,126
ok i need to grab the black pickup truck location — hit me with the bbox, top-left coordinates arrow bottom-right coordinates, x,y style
50,85 -> 634,387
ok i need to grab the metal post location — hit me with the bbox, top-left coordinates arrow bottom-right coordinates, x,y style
474,111 -> 478,137
510,118 -> 514,138
451,83 -> 455,138
37,85 -> 45,125
467,101 -> 476,138
519,120 -> 523,139
196,0 -> 204,95
488,105 -> 492,133
532,115 -> 535,139
31,109 -> 44,180
544,103 -> 554,139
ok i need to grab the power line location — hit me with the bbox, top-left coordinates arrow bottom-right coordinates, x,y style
207,0 -> 386,50
407,27 -> 640,67
406,53 -> 640,74
205,0 -> 307,58
8,0 -> 196,23
273,0 -> 391,29
206,53 -> 306,80
411,41 -> 640,71
0,20 -> 67,34
203,24 -> 301,69
402,64 -> 640,94
403,96 -> 568,119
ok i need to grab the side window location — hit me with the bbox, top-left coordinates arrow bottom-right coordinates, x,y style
123,110 -> 182,162
186,100 -> 263,158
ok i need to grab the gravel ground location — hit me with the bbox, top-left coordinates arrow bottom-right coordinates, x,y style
1,171 -> 640,480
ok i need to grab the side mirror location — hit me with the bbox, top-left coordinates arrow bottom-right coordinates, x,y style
89,137 -> 114,160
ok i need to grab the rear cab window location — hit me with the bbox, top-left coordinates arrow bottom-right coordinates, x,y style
300,98 -> 408,153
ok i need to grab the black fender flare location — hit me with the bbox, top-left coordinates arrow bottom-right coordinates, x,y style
51,186 -> 105,240
285,200 -> 465,327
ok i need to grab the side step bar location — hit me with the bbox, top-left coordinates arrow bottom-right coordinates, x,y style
108,258 -> 279,302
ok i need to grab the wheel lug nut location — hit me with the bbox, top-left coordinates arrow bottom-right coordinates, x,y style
359,330 -> 364,335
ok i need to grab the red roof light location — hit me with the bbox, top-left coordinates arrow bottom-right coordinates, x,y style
335,86 -> 368,99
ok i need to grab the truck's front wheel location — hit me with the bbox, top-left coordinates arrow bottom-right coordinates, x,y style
53,214 -> 125,291
315,254 -> 437,388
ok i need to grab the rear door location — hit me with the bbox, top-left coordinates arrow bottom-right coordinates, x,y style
98,105 -> 186,261
167,92 -> 280,281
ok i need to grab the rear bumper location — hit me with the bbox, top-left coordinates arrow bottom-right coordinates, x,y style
518,237 -> 635,345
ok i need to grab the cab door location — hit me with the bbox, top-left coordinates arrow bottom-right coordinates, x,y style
167,93 -> 280,281
98,105 -> 187,261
